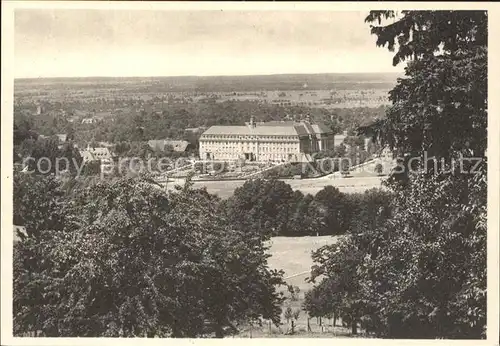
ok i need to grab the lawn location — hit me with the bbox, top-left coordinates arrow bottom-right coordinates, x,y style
234,235 -> 358,338
163,176 -> 384,199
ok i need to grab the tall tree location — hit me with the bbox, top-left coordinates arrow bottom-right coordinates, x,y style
226,178 -> 296,238
306,11 -> 488,339
362,10 -> 487,160
313,186 -> 350,235
13,176 -> 285,337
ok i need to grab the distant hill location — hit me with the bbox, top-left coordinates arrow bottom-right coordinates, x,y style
15,72 -> 402,93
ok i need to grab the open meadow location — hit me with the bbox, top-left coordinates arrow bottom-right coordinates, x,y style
163,175 -> 386,199
236,235 -> 354,338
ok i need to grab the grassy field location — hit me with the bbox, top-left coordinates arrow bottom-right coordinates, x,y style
266,236 -> 338,291
163,176 -> 385,199
235,235 -> 357,338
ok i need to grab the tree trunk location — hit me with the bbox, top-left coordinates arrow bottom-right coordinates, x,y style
333,312 -> 337,327
351,321 -> 357,335
215,324 -> 224,338
291,320 -> 295,335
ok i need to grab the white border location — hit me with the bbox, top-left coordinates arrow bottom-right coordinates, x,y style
2,2 -> 499,346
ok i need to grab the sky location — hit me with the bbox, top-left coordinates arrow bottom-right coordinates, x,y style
14,9 -> 405,78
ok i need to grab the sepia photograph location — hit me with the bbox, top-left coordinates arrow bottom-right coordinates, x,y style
1,1 -> 499,343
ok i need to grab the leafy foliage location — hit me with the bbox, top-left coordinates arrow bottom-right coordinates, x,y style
13,172 -> 67,239
13,176 -> 285,337
304,10 -> 487,339
224,179 -> 296,239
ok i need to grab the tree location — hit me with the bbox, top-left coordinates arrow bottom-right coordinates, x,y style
334,144 -> 347,157
283,306 -> 300,335
16,137 -> 82,176
288,193 -> 317,236
287,285 -> 301,302
303,280 -> 341,328
13,176 -> 286,337
343,135 -> 364,149
363,10 -> 487,161
374,163 -> 383,176
308,240 -> 366,335
114,142 -> 131,156
356,168 -> 486,338
225,178 -> 296,238
164,144 -> 175,153
313,186 -> 351,235
81,160 -> 101,176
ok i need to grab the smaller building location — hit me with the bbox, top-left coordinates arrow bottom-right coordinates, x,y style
81,118 -> 96,124
80,144 -> 113,162
148,139 -> 191,153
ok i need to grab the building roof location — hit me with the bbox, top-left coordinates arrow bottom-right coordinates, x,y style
166,140 -> 190,152
301,122 -> 316,136
82,146 -> 112,159
293,125 -> 309,136
185,127 -> 206,132
14,225 -> 27,243
255,121 -> 297,126
203,125 -> 301,137
311,123 -> 333,134
202,119 -> 334,138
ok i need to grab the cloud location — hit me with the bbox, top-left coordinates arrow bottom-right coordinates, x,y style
14,9 -> 404,78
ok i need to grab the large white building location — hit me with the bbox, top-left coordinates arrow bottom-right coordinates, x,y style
199,116 -> 335,163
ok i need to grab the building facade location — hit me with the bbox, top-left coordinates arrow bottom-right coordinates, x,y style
199,117 -> 335,163
79,145 -> 113,163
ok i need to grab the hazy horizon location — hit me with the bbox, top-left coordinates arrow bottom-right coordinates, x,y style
14,71 -> 404,81
15,9 -> 406,79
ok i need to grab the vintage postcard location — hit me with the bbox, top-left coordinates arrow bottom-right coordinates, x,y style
1,1 -> 499,345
